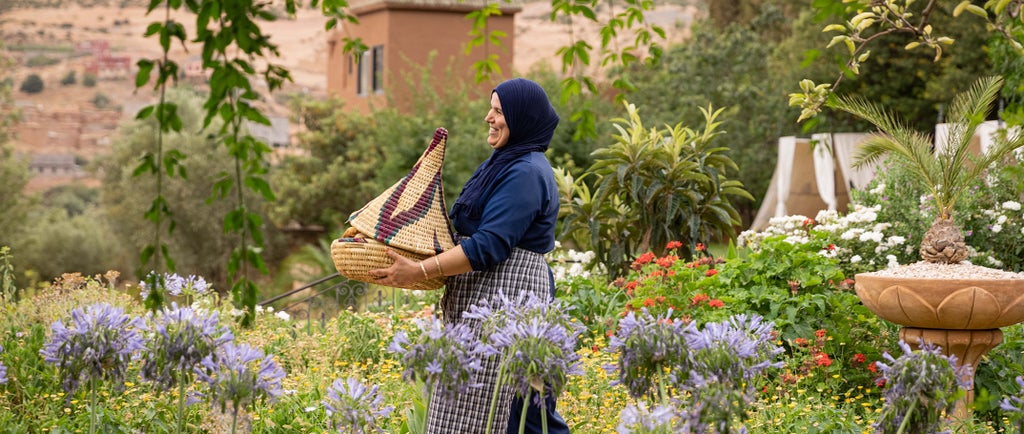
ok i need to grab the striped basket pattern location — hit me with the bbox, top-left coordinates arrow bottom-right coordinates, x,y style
331,127 -> 454,290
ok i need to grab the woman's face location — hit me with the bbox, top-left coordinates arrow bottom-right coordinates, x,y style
485,92 -> 510,150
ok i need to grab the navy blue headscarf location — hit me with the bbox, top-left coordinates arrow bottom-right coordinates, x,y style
451,78 -> 560,219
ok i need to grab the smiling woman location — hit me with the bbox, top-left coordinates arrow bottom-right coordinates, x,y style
367,77 -> 570,434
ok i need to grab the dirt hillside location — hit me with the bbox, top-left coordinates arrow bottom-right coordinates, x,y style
1,2 -> 695,107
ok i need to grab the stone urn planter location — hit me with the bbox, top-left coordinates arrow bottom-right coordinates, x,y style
855,268 -> 1024,418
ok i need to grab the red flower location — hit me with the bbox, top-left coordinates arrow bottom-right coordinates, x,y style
634,252 -> 656,266
592,345 -> 599,353
655,296 -> 666,303
625,280 -> 640,291
643,298 -> 656,307
875,378 -> 887,388
802,218 -> 816,227
794,338 -> 809,347
867,361 -> 878,373
852,353 -> 866,364
656,255 -> 678,268
814,352 -> 832,367
815,329 -> 827,338
696,243 -> 706,252
665,240 -> 683,250
704,269 -> 718,277
826,243 -> 836,251
707,299 -> 724,308
691,293 -> 709,306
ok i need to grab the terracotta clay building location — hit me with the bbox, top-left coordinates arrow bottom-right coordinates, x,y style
325,0 -> 521,114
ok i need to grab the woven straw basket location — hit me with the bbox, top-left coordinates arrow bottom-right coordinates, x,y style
331,127 -> 455,290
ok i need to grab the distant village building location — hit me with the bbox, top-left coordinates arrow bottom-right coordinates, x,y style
13,104 -> 120,154
325,0 -> 521,114
79,39 -> 132,80
29,154 -> 83,177
246,115 -> 292,148
182,56 -> 212,82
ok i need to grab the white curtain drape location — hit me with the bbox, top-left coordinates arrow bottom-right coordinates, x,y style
831,132 -> 875,190
977,120 -> 1000,155
810,133 -> 837,211
775,136 -> 796,217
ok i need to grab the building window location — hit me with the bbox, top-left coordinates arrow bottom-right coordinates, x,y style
356,45 -> 385,96
372,45 -> 384,94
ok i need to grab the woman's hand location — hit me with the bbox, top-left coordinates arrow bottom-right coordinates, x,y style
368,249 -> 424,288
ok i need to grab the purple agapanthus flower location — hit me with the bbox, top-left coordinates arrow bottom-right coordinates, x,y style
873,340 -> 971,434
195,342 -> 286,414
1000,376 -> 1024,432
387,316 -> 486,399
140,272 -> 211,299
323,376 -> 394,433
142,303 -> 234,391
40,303 -> 146,395
0,344 -> 8,385
464,291 -> 584,408
686,313 -> 783,386
604,308 -> 695,401
616,402 -> 678,434
682,314 -> 782,433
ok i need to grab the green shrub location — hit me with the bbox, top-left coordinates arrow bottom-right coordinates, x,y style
82,73 -> 97,87
25,55 -> 59,68
8,208 -> 127,287
91,92 -> 110,109
559,102 -> 752,277
59,70 -> 75,86
18,74 -> 43,94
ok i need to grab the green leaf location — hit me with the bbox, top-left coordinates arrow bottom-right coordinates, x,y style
135,60 -> 155,88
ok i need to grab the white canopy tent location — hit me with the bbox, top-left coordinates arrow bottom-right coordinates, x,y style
750,133 -> 878,231
750,122 -> 1019,232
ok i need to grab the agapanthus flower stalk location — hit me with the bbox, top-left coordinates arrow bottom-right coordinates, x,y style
999,376 -> 1024,433
604,308 -> 694,402
873,340 -> 971,434
616,402 -> 678,434
40,303 -> 146,434
195,342 -> 286,434
387,315 -> 486,402
464,291 -> 584,434
607,312 -> 782,433
0,344 -> 8,385
140,272 -> 211,311
323,376 -> 395,433
682,314 -> 783,433
40,302 -> 146,395
142,303 -> 234,433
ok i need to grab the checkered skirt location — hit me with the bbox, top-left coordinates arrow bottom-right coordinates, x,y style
426,242 -> 552,434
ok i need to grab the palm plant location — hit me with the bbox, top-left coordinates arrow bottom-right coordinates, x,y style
831,75 -> 1024,264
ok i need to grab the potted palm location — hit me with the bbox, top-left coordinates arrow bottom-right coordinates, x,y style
832,75 -> 1024,415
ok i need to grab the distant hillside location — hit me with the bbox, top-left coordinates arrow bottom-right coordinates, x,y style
1,0 -> 147,13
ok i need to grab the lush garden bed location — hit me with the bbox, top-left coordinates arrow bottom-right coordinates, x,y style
2,228 -> 1023,433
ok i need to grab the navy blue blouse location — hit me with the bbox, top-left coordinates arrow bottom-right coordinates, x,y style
451,151 -> 559,272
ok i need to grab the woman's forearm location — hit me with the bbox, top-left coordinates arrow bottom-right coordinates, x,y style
424,245 -> 474,278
